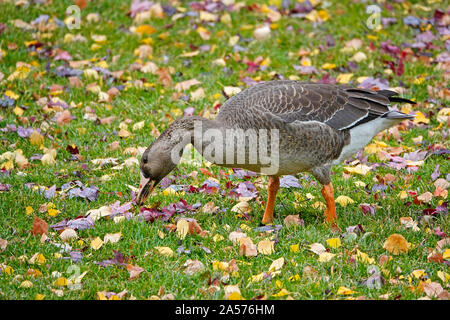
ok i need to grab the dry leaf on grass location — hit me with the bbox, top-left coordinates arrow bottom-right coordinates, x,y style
183,259 -> 205,275
239,238 -> 257,257
257,240 -> 275,255
60,228 -> 77,242
383,234 -> 409,255
228,231 -> 247,244
283,215 -> 302,227
31,216 -> 48,236
126,264 -> 144,280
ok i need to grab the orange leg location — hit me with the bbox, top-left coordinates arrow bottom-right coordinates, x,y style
261,176 -> 280,225
321,182 -> 337,225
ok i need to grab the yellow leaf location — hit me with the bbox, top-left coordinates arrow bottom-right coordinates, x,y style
4,90 -> 19,100
355,250 -> 375,264
335,195 -> 355,207
135,25 -> 157,35
337,286 -> 355,295
398,190 -> 408,199
20,280 -> 33,288
336,73 -> 353,84
154,246 -> 174,257
1,159 -> 14,170
344,164 -> 372,175
289,274 -> 300,282
411,269 -> 426,279
272,288 -> 290,297
257,240 -> 275,255
317,9 -> 330,21
97,292 -> 107,300
4,266 -> 14,275
13,106 -> 24,116
326,238 -> 341,249
176,218 -> 189,239
213,234 -> 224,242
90,237 -> 104,250
44,205 -> 58,216
35,294 -> 45,300
268,257 -> 285,272
227,292 -> 243,300
437,271 -> 450,284
25,206 -> 33,215
321,63 -> 336,70
443,249 -> 450,260
318,252 -> 335,262
383,234 -> 409,255
413,111 -> 429,125
29,130 -> 44,146
249,272 -> 266,283
53,277 -> 68,287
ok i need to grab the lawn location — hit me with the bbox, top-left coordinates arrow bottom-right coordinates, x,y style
0,0 -> 448,300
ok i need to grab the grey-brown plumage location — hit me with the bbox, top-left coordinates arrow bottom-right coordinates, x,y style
137,80 -> 415,225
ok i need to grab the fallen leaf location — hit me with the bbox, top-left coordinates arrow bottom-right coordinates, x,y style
60,228 -> 77,242
90,237 -> 104,250
154,246 -> 174,257
318,252 -> 335,262
228,231 -> 247,244
283,215 -> 302,227
337,286 -> 356,295
268,257 -> 284,272
309,243 -> 327,255
104,232 -> 122,244
326,238 -> 341,249
258,240 -> 275,255
31,216 -> 48,236
126,264 -> 145,280
183,259 -> 205,275
383,234 -> 409,255
335,195 -> 355,207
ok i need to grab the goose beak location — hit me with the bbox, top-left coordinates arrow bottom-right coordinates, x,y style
136,172 -> 156,205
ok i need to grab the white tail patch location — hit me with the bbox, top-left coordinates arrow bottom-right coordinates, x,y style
332,117 -> 398,165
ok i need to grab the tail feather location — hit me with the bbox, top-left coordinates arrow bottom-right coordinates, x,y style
382,111 -> 415,120
376,89 -> 416,105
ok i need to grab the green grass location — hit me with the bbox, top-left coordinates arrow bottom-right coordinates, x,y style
0,0 -> 448,300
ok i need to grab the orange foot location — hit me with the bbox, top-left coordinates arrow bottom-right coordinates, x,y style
261,176 -> 280,225
321,182 -> 340,231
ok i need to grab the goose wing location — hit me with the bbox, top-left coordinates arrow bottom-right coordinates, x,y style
220,81 -> 414,131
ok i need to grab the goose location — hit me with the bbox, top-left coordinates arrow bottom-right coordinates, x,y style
136,80 -> 415,227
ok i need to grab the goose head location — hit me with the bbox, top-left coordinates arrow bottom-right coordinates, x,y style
136,138 -> 179,205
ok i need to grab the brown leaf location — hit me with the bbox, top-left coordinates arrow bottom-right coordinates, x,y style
126,264 -> 144,280
57,110 -> 71,125
156,68 -> 172,87
378,254 -> 391,266
75,0 -> 87,9
283,214 -> 302,227
68,76 -> 83,88
383,234 -> 409,255
422,282 -> 444,298
31,216 -> 48,236
183,259 -> 205,275
427,252 -> 444,263
99,116 -> 116,125
0,238 -> 8,251
239,238 -> 257,257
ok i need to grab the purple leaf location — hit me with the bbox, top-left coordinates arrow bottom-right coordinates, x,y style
67,217 -> 94,230
431,164 -> 440,181
280,175 -> 301,188
44,185 -> 57,199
